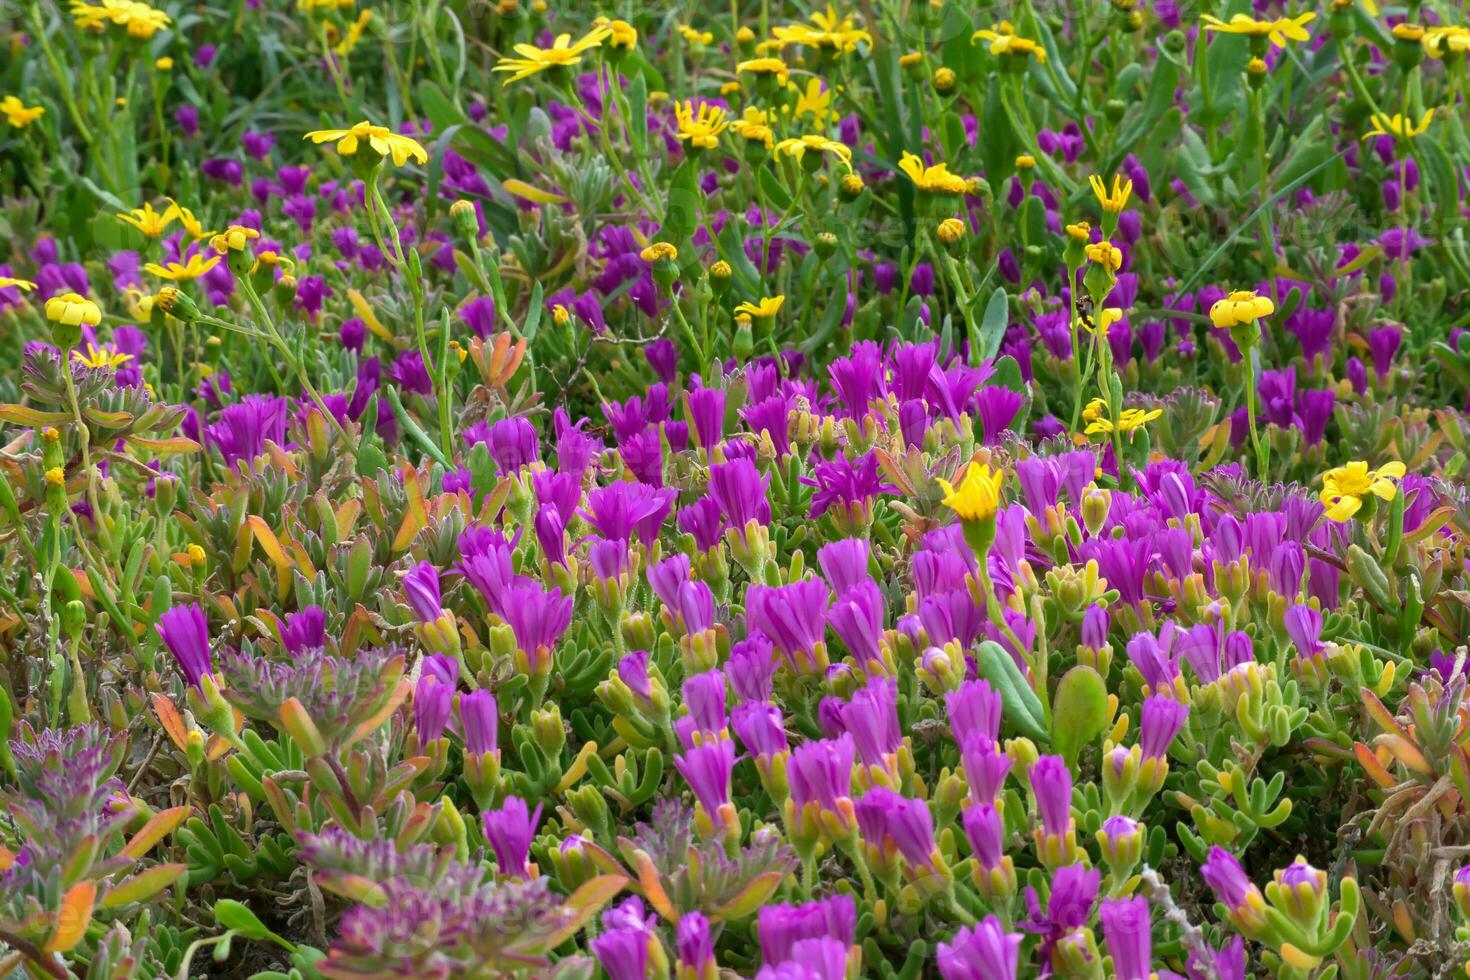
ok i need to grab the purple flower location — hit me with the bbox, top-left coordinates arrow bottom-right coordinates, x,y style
580,482 -> 677,546
465,416 -> 540,472
726,634 -> 777,702
175,104 -> 199,136
958,733 -> 1012,804
460,689 -> 498,755
744,395 -> 793,457
645,338 -> 679,384
459,295 -> 497,338
732,701 -> 788,757
1284,604 -> 1324,660
678,497 -> 727,551
946,679 -> 1002,746
827,581 -> 885,666
280,605 -> 326,656
788,735 -> 855,817
156,603 -> 212,687
708,457 -> 772,529
758,894 -> 855,966
682,670 -> 728,734
839,676 -> 900,767
817,538 -> 871,596
746,579 -> 830,673
677,911 -> 715,975
976,387 -> 1025,444
1029,755 -> 1073,837
687,385 -> 726,451
242,130 -> 275,160
481,796 -> 540,879
402,561 -> 443,622
1200,846 -> 1264,925
828,342 -> 885,420
1368,325 -> 1402,380
961,802 -> 1006,870
1021,863 -> 1099,960
501,583 -> 573,665
756,938 -> 848,980
801,451 -> 897,521
207,393 -> 289,467
590,925 -> 648,980
674,741 -> 736,817
937,915 -> 1021,980
1099,896 -> 1153,980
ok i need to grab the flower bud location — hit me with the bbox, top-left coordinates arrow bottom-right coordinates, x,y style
155,286 -> 200,323
450,199 -> 480,238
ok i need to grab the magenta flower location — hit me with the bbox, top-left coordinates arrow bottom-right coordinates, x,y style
459,689 -> 498,755
732,701 -> 788,758
156,603 -> 212,688
839,676 -> 900,768
1029,755 -> 1073,837
1138,695 -> 1189,760
746,579 -> 830,673
674,740 -> 736,817
827,580 -> 885,666
1099,895 -> 1153,980
481,796 -> 540,879
937,915 -> 1021,980
402,561 -> 443,623
757,894 -> 855,966
708,457 -> 772,529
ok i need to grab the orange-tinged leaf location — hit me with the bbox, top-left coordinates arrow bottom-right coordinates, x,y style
712,870 -> 783,921
125,435 -> 202,455
246,516 -> 292,569
633,850 -> 677,922
501,178 -> 567,204
1375,733 -> 1435,777
0,405 -> 73,426
348,679 -> 409,746
99,863 -> 186,908
122,806 -> 189,859
335,499 -> 362,539
151,693 -> 189,752
44,881 -> 96,953
540,875 -> 627,949
1361,689 -> 1409,739
0,845 -> 14,872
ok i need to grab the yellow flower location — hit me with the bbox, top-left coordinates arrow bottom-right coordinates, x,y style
492,27 -> 610,85
899,52 -> 923,68
596,17 -> 637,51
1016,154 -> 1036,169
45,467 -> 66,488
1082,398 -> 1106,423
675,100 -> 730,150
774,134 -> 852,169
304,121 -> 427,166
1065,221 -> 1091,241
737,57 -> 790,86
1084,240 -> 1122,272
938,462 -> 1005,523
71,0 -> 172,39
841,173 -> 865,197
1390,23 -> 1424,42
144,253 -> 221,281
1080,307 -> 1123,335
154,56 -> 173,70
1085,406 -> 1162,436
552,304 -> 571,326
898,151 -> 969,195
640,242 -> 679,263
0,276 -> 37,291
1423,26 -> 1470,59
335,10 -> 372,56
1363,109 -> 1435,141
1208,290 -> 1274,329
1319,460 -> 1405,522
1200,12 -> 1315,47
678,25 -> 713,46
209,225 -> 261,254
789,78 -> 836,123
735,295 -> 785,318
972,24 -> 1047,62
936,218 -> 966,245
250,250 -> 297,275
117,202 -> 177,238
1089,173 -> 1134,213
297,0 -> 356,9
1,95 -> 44,128
164,199 -> 215,239
772,4 -> 872,54
72,342 -> 133,370
45,292 -> 103,327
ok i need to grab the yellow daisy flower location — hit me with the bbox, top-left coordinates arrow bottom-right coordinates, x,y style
938,462 -> 1005,522
772,4 -> 872,54
1089,173 -> 1134,213
72,342 -> 133,370
1208,290 -> 1274,329
1319,460 -> 1405,522
144,253 -> 222,281
492,27 -> 611,85
898,151 -> 969,195
1363,109 -> 1435,141
304,121 -> 428,166
774,134 -> 852,169
0,96 -> 44,128
117,202 -> 178,238
675,101 -> 730,150
734,295 -> 785,318
45,292 -> 103,327
1200,12 -> 1315,47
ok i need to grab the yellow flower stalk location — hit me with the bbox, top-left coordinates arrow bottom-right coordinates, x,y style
1362,109 -> 1435,141
492,27 -> 611,85
304,121 -> 428,166
45,292 -> 103,327
1319,461 -> 1406,522
1,96 -> 44,128
144,253 -> 222,281
734,296 -> 785,319
1089,173 -> 1134,213
898,151 -> 969,195
1200,12 -> 1315,47
117,202 -> 178,238
72,343 -> 133,370
675,101 -> 730,150
938,462 -> 1006,523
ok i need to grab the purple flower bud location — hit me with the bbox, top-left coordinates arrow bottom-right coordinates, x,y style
1138,695 -> 1189,760
1201,845 -> 1260,913
156,603 -> 212,688
758,894 -> 855,966
708,457 -> 772,528
617,650 -> 652,700
682,670 -> 728,734
817,538 -> 872,596
1081,606 -> 1110,648
675,741 -> 736,816
788,735 -> 855,814
756,937 -> 848,980
422,654 -> 457,688
840,676 -> 900,767
1029,755 -> 1073,837
677,911 -> 715,974
481,795 -> 540,879
827,581 -> 885,666
962,803 -> 1005,870
590,925 -> 648,980
413,677 -> 451,743
687,385 -> 726,451
402,561 -> 443,623
746,579 -> 830,672
946,679 -> 1002,746
959,734 -> 1012,804
459,689 -> 498,756
1284,604 -> 1324,659
242,130 -> 276,160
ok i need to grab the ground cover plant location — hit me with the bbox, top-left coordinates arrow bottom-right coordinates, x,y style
1,0 -> 1469,976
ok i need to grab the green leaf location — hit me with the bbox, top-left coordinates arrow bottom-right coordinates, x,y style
215,899 -> 277,942
976,287 -> 1009,364
1050,666 -> 1109,765
756,164 -> 792,213
974,641 -> 1049,743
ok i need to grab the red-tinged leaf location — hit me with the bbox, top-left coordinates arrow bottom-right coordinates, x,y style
44,881 -> 96,953
347,680 -> 409,747
246,515 -> 292,570
81,408 -> 135,427
122,806 -> 189,859
280,698 -> 328,757
125,435 -> 202,455
540,875 -> 628,950
100,863 -> 187,908
633,851 -> 677,922
1376,733 -> 1435,777
711,870 -> 784,921
151,693 -> 189,752
0,405 -> 72,426
1354,741 -> 1398,788
1361,689 -> 1408,740
311,870 -> 389,906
